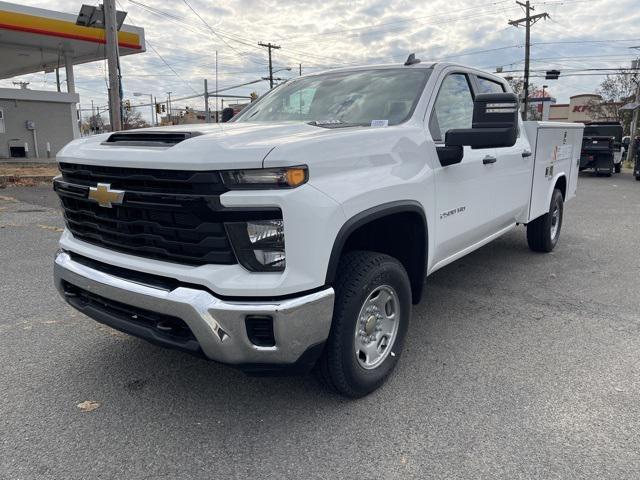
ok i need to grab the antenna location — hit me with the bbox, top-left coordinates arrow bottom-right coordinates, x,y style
404,53 -> 421,66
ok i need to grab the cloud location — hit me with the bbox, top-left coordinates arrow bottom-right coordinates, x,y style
2,0 -> 639,124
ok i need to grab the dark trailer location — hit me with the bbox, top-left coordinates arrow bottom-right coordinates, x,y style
579,122 -> 624,176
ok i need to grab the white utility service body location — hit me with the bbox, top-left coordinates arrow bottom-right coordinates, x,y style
53,61 -> 583,396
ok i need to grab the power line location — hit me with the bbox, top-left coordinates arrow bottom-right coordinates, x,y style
533,38 -> 640,46
276,1 -> 514,42
116,0 -> 199,95
181,0 -> 257,61
130,0 -> 345,65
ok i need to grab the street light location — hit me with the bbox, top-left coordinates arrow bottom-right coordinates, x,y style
269,67 -> 292,87
134,92 -> 154,126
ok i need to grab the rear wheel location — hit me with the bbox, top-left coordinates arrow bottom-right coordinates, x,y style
607,159 -> 614,176
527,188 -> 564,253
614,162 -> 621,173
316,251 -> 411,398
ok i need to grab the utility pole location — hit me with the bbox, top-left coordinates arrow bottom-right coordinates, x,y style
508,1 -> 549,120
167,91 -> 172,124
103,0 -> 122,131
258,42 -> 281,89
153,96 -> 158,126
299,63 -> 302,76
204,79 -> 211,123
215,50 -> 219,122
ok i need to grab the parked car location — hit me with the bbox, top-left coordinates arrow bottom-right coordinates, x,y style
52,60 -> 584,397
579,122 -> 624,176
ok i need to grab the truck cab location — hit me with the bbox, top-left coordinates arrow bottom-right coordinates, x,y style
53,61 -> 583,397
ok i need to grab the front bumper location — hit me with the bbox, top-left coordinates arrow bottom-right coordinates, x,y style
54,251 -> 335,373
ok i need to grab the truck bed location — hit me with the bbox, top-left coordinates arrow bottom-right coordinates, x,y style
523,122 -> 584,222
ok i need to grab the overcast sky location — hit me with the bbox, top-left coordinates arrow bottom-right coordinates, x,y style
4,0 -> 640,123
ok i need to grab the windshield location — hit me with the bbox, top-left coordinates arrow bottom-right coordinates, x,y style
235,68 -> 431,127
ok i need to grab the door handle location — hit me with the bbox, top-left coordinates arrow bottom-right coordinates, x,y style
482,155 -> 497,165
522,150 -> 532,158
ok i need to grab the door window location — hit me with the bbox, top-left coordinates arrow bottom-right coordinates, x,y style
476,77 -> 506,94
429,74 -> 473,142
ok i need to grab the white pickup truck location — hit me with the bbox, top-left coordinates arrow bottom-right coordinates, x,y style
53,60 -> 583,397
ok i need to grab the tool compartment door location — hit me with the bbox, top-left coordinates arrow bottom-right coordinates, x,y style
524,121 -> 584,222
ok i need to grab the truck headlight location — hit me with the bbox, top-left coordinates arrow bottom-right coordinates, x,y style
225,219 -> 285,272
221,166 -> 308,189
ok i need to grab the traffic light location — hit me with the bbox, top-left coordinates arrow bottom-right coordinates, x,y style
124,99 -> 131,111
545,70 -> 560,80
161,104 -> 166,113
155,103 -> 161,114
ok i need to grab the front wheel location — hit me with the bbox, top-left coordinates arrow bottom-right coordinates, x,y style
316,251 -> 411,398
527,188 -> 564,252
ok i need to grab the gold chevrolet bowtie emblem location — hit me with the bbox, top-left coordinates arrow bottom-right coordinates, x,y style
88,183 -> 125,208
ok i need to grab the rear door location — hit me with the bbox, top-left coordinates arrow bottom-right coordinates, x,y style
473,75 -> 532,227
429,72 -> 499,265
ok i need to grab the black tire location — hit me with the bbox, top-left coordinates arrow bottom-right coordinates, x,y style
636,175 -> 640,181
316,251 -> 411,398
614,163 -> 621,173
527,188 -> 564,253
606,160 -> 614,176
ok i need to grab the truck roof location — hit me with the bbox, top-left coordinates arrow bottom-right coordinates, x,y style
297,61 -> 505,84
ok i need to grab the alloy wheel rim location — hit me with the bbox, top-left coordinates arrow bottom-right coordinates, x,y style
354,285 -> 400,370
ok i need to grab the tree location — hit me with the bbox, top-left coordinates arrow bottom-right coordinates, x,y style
123,109 -> 150,130
587,73 -> 638,135
507,77 -> 539,120
81,113 -> 105,135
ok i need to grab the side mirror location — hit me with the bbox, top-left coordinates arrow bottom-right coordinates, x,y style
446,93 -> 519,150
436,145 -> 463,166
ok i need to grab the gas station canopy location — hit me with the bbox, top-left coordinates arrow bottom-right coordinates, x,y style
0,1 -> 145,80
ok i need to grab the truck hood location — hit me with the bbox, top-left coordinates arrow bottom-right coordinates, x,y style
56,122 -> 355,170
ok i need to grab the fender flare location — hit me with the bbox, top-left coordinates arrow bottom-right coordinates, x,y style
324,200 -> 429,303
550,173 -> 567,202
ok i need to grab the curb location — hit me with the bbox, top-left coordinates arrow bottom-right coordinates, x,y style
0,175 -> 56,187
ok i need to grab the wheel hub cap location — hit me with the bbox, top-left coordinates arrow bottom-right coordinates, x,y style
551,204 -> 560,240
354,285 -> 400,370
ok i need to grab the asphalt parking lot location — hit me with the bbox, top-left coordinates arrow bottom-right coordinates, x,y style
1,172 -> 639,479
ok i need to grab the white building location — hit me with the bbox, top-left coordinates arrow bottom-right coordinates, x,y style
0,1 -> 145,159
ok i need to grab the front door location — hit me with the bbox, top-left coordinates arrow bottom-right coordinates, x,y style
429,72 -> 499,265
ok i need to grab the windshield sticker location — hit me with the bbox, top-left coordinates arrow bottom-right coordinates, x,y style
371,120 -> 389,128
